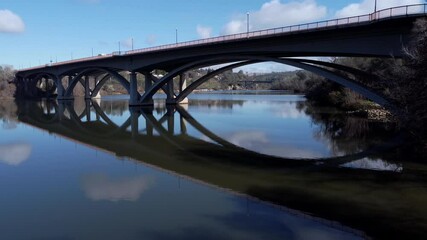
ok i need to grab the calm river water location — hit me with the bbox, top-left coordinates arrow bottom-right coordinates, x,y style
0,92 -> 426,240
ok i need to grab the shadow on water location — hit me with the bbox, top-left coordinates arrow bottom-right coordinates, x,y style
3,98 -> 427,239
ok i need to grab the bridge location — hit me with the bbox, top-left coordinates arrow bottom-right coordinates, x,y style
15,4 -> 427,108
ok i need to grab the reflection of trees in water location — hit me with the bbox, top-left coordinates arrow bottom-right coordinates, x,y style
297,101 -> 397,155
188,99 -> 244,109
0,100 -> 18,129
99,100 -> 129,116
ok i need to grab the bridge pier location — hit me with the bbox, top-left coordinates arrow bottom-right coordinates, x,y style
92,76 -> 101,99
58,76 -> 74,100
178,74 -> 189,104
166,80 -> 175,105
128,72 -> 154,107
56,76 -> 65,100
180,115 -> 187,135
84,76 -> 91,99
130,108 -> 140,139
129,71 -> 140,106
141,107 -> 154,136
166,105 -> 175,135
85,100 -> 92,122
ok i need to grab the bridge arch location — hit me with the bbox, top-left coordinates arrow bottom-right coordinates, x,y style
162,56 -> 393,110
30,72 -> 58,96
139,56 -> 250,103
63,67 -> 131,98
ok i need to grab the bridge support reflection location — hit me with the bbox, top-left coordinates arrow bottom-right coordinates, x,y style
16,98 -> 402,170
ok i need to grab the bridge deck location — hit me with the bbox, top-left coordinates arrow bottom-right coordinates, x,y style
17,4 -> 427,73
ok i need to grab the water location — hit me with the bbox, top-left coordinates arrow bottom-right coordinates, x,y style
0,93 -> 425,240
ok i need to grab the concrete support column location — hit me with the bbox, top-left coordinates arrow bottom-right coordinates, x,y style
57,102 -> 65,121
141,72 -> 153,105
84,76 -> 91,99
129,71 -> 139,106
44,78 -> 48,92
93,76 -> 101,99
144,72 -> 152,91
67,75 -> 72,89
141,107 -> 154,136
44,78 -> 51,98
29,78 -> 37,98
178,73 -> 189,104
60,76 -> 74,100
180,116 -> 187,135
166,105 -> 175,135
179,74 -> 186,92
146,120 -> 153,136
85,100 -> 91,122
56,76 -> 65,100
23,78 -> 29,97
46,102 -> 52,115
130,109 -> 139,139
166,80 -> 175,105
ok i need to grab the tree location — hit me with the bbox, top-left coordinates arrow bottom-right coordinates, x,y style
387,18 -> 427,152
0,65 -> 16,99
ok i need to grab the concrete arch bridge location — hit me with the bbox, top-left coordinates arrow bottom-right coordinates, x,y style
15,4 -> 427,110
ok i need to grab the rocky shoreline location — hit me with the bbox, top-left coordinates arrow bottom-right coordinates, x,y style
348,108 -> 394,122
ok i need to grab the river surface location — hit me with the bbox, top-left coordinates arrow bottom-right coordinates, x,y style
0,92 -> 426,240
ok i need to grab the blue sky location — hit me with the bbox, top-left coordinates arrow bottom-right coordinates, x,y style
0,0 -> 424,71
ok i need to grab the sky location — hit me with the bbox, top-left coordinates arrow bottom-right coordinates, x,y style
0,0 -> 425,72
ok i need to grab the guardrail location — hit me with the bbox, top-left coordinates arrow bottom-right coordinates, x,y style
19,4 -> 427,72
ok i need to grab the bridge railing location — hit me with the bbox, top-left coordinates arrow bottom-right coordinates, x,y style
19,4 -> 427,72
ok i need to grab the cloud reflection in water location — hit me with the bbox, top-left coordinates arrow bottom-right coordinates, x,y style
202,130 -> 324,159
270,102 -> 307,119
81,174 -> 153,202
0,143 -> 32,166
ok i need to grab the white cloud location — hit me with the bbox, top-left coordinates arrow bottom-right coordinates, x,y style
82,174 -> 153,202
336,0 -> 424,18
223,0 -> 327,34
120,38 -> 133,49
0,9 -> 25,33
0,143 -> 32,165
197,25 -> 212,39
223,20 -> 245,35
145,34 -> 157,45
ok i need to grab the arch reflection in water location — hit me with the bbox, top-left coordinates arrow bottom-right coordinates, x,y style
16,98 -> 401,171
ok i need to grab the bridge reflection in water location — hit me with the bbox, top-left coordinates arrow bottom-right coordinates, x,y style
18,98 -> 398,169
14,98 -> 426,239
